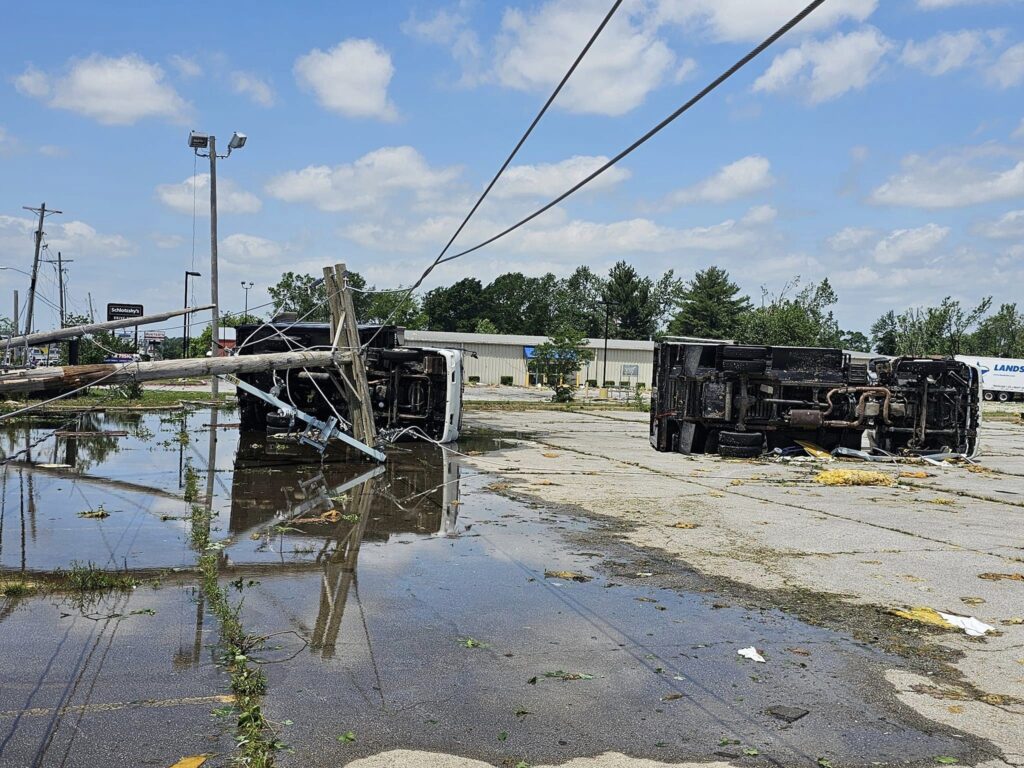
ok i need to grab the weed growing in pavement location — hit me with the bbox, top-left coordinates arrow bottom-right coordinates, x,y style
55,561 -> 139,593
183,463 -> 200,502
2,581 -> 35,598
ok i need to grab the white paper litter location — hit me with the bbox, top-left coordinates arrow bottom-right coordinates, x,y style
738,646 -> 766,663
938,612 -> 994,637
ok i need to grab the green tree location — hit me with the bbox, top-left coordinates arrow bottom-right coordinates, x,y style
529,325 -> 595,402
267,272 -> 329,321
474,318 -> 499,334
873,297 -> 992,357
422,278 -> 485,331
870,310 -> 899,355
667,266 -> 750,339
360,288 -> 425,328
482,272 -> 558,335
838,330 -> 871,352
603,261 -> 658,340
737,278 -> 842,347
969,303 -> 1024,357
552,266 -> 605,337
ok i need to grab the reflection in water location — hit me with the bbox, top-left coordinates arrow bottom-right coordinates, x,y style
229,436 -> 461,655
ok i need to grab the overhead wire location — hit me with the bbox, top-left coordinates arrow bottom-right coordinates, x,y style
359,0 -> 625,352
436,0 -> 827,266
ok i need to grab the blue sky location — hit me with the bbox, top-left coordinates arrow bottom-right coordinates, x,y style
1,0 -> 1023,335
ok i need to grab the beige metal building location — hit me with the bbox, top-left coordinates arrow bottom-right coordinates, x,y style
404,330 -> 655,388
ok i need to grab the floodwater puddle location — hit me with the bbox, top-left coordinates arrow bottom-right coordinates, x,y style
0,409 -> 988,767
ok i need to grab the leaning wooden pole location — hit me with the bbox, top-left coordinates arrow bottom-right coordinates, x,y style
2,305 -> 214,350
0,349 -> 351,396
328,263 -> 377,447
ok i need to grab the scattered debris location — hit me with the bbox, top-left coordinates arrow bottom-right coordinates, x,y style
899,471 -> 930,479
1000,617 -> 1024,625
979,572 -> 1024,582
929,498 -> 957,506
738,647 -> 766,663
542,452 -> 561,458
662,693 -> 684,701
766,705 -> 809,723
934,757 -> 959,764
77,506 -> 111,519
544,570 -> 591,582
815,469 -> 894,487
787,647 -> 812,656
669,521 -> 699,529
337,731 -> 356,743
961,597 -> 986,605
635,572 -> 654,578
889,606 -> 952,629
541,670 -> 594,681
168,757 -> 209,768
458,637 -> 488,649
939,612 -> 994,637
795,440 -> 832,460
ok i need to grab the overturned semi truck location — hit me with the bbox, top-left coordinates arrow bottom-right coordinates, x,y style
650,341 -> 981,459
235,321 -> 463,443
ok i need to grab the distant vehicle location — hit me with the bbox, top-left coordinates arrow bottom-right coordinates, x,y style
954,355 -> 1024,402
234,322 -> 463,443
650,342 -> 981,458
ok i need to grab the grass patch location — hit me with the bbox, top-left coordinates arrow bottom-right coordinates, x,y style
183,464 -> 200,503
0,389 -> 236,415
2,580 -> 37,598
54,561 -> 139,593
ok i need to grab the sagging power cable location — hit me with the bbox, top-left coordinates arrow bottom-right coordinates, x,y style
360,0 -> 625,350
436,0 -> 826,266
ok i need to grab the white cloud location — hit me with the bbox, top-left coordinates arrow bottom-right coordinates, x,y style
221,233 -> 284,266
900,30 -> 998,76
494,0 -> 677,116
491,155 -> 629,199
0,215 -> 133,260
667,155 -> 775,205
917,0 -> 1018,8
1015,119 -> 1024,139
656,0 -> 878,43
156,174 -> 262,215
15,54 -> 190,125
873,223 -> 949,264
169,54 -> 202,78
152,234 -> 185,250
827,226 -> 877,250
870,150 -> 1024,207
294,39 -> 397,120
975,209 -> 1024,238
832,266 -> 882,288
232,71 -> 274,107
753,28 -> 892,103
266,146 -> 462,213
402,6 -> 483,85
38,144 -> 68,157
987,42 -> 1024,89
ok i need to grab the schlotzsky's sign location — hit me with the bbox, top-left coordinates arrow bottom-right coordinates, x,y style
106,303 -> 144,321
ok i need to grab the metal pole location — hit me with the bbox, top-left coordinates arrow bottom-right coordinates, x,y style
183,273 -> 189,359
602,302 -> 610,387
9,290 -> 18,366
208,136 -> 220,399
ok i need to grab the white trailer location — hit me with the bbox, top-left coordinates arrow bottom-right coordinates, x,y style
955,355 -> 1024,402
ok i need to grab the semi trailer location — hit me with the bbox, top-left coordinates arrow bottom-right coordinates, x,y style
955,355 -> 1024,402
650,341 -> 981,458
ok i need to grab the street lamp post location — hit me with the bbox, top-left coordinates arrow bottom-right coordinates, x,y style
188,130 -> 246,394
597,298 -> 618,388
241,281 -> 254,318
183,270 -> 201,358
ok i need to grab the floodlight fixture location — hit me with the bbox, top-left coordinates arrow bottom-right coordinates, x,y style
228,132 -> 247,150
188,131 -> 209,149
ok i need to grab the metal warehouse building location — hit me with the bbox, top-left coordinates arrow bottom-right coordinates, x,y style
404,330 -> 655,388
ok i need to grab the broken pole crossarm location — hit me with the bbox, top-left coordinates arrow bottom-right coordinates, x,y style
0,349 -> 351,395
2,305 -> 215,349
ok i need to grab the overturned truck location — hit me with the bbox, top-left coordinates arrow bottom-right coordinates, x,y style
235,321 -> 463,443
650,341 -> 981,459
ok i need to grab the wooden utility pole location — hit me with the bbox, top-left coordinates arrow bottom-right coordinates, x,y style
4,305 -> 213,350
0,349 -> 352,396
22,203 -> 62,338
323,263 -> 376,447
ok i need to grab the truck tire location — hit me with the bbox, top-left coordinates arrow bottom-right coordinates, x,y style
719,444 -> 762,459
983,391 -> 994,401
998,391 -> 1010,402
719,431 -> 764,449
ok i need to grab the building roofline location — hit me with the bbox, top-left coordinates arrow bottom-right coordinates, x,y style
404,329 -> 654,350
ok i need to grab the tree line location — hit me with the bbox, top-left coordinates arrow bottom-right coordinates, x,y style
140,263 -> 1020,360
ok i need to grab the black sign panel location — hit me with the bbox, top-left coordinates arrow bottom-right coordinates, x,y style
106,303 -> 144,321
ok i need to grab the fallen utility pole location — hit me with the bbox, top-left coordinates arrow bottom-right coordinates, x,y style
0,349 -> 350,395
2,305 -> 213,351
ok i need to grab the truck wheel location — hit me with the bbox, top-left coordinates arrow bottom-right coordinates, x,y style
983,391 -> 994,401
998,391 -> 1010,402
719,431 -> 764,449
719,444 -> 762,459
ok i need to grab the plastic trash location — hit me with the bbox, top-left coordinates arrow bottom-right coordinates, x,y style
738,647 -> 766,663
937,612 -> 994,637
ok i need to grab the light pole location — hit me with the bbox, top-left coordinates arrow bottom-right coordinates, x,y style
597,298 -> 618,388
241,281 -> 254,318
188,130 -> 246,395
183,270 -> 201,358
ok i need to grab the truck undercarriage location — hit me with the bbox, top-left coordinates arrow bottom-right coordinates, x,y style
234,322 -> 462,443
650,342 -> 981,459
